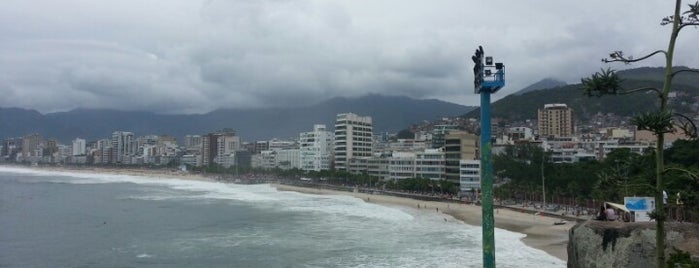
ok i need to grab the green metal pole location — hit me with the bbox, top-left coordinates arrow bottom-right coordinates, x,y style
480,91 -> 495,267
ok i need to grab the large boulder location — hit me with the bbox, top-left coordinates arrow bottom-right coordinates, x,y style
568,221 -> 699,268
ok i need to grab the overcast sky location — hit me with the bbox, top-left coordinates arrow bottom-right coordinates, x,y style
1,0 -> 698,114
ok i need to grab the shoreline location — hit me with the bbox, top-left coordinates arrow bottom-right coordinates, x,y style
3,165 -> 571,261
271,183 -> 572,261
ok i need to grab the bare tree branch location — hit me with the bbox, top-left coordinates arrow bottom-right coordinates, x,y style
673,112 -> 699,139
617,87 -> 662,96
664,167 -> 699,180
678,22 -> 699,31
602,50 -> 667,63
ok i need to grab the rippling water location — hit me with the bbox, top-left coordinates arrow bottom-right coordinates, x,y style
0,166 -> 565,268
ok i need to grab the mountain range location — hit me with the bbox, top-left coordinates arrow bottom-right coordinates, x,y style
2,66 -> 697,144
0,94 -> 474,143
513,78 -> 567,95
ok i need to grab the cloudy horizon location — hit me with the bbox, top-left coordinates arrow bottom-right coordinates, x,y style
1,0 -> 698,114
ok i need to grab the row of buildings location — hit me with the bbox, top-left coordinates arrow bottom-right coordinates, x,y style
0,112 -> 483,194
497,103 -> 688,163
2,104 -> 687,194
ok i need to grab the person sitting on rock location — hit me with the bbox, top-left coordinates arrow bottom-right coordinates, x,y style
604,204 -> 617,221
595,205 -> 606,221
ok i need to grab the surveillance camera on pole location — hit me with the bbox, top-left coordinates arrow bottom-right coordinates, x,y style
473,47 -> 505,94
471,45 -> 505,268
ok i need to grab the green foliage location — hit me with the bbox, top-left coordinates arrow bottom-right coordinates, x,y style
395,129 -> 414,139
666,140 -> 699,167
686,1 -> 699,20
667,250 -> 699,268
631,110 -> 675,134
581,68 -> 624,97
494,140 -> 698,211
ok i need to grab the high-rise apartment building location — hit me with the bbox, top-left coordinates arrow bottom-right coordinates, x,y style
538,103 -> 574,138
444,131 -> 479,184
2,138 -> 20,159
184,135 -> 203,153
72,138 -> 86,156
300,124 -> 334,171
202,129 -> 240,167
21,133 -> 43,157
112,131 -> 135,163
334,113 -> 373,171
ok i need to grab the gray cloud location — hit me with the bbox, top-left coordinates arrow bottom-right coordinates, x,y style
0,0 -> 697,114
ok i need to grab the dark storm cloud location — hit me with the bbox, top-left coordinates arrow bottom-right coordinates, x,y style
0,0 -> 697,113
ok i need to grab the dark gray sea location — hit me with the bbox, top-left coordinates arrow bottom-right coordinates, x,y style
0,166 -> 564,267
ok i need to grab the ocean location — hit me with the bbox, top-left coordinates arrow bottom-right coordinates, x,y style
0,166 -> 565,268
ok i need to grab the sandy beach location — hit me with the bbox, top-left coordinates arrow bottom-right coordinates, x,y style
11,165 -> 572,261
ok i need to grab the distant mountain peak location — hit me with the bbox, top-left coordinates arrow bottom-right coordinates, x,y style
514,78 -> 567,95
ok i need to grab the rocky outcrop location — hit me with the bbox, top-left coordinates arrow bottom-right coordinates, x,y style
568,221 -> 699,268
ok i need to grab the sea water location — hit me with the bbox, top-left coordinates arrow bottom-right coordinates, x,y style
0,166 -> 565,268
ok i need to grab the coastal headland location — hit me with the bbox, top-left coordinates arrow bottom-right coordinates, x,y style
10,165 -> 573,261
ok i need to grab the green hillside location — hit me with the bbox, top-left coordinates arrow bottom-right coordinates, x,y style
467,67 -> 699,121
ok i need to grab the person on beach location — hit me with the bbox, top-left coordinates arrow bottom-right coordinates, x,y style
595,205 -> 606,221
604,204 -> 617,221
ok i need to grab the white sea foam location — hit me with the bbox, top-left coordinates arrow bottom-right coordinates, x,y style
1,166 -> 565,267
279,192 -> 415,222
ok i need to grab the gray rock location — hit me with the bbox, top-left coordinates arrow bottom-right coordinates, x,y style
568,221 -> 699,268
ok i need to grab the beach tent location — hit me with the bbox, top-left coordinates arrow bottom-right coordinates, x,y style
605,202 -> 630,212
605,201 -> 632,222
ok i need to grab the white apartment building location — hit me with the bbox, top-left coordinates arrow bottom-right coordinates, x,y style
367,158 -> 389,180
72,138 -> 86,156
388,152 -> 415,180
112,131 -> 134,163
202,130 -> 240,167
276,149 -> 301,170
215,135 -> 241,168
543,137 -> 652,162
459,160 -> 481,192
252,150 -> 277,170
334,113 -> 373,171
180,154 -> 201,167
269,139 -> 297,151
299,124 -> 334,171
415,149 -> 445,180
384,149 -> 446,181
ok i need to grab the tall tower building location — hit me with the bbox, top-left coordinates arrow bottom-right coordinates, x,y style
300,124 -> 334,171
202,129 -> 240,167
334,113 -> 373,171
538,103 -> 574,138
112,131 -> 134,163
72,138 -> 86,156
21,133 -> 43,157
443,130 -> 479,184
